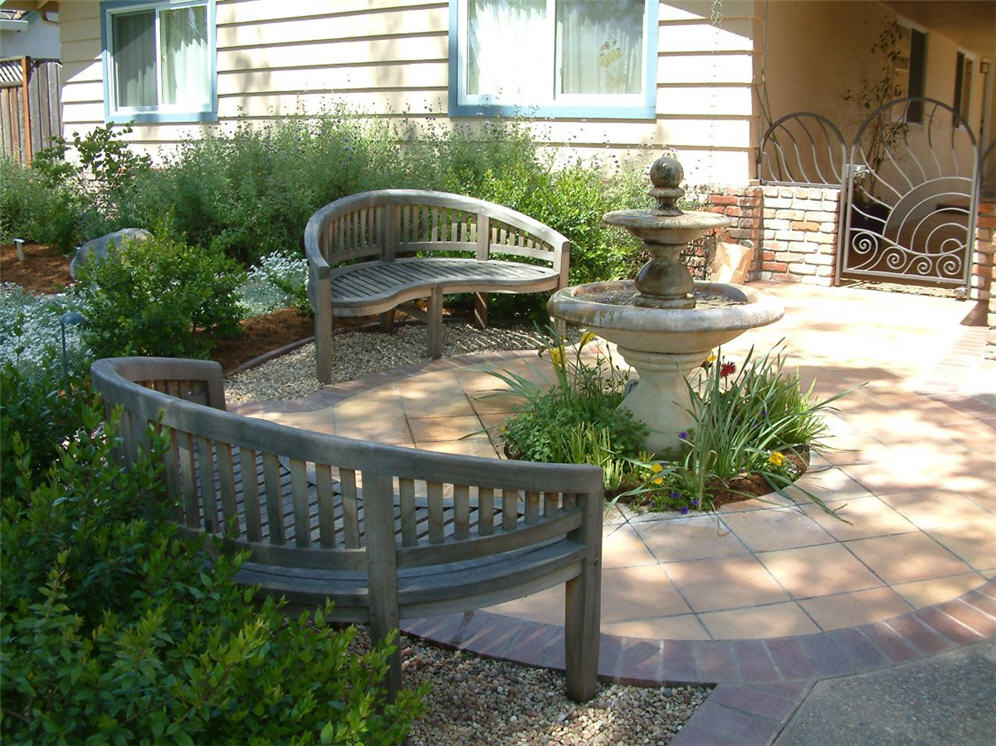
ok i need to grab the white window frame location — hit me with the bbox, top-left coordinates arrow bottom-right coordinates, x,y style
449,0 -> 658,119
101,0 -> 217,124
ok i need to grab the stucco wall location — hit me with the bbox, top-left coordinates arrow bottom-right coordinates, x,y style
763,1 -> 993,144
57,0 -> 759,185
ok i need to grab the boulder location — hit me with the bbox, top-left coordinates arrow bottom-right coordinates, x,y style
70,228 -> 152,280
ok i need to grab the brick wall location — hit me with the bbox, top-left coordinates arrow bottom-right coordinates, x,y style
975,200 -> 996,360
701,183 -> 840,284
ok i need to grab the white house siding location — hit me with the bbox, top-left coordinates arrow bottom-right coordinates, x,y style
57,0 -> 759,185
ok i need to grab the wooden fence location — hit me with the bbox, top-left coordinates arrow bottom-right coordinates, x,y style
1,56 -> 62,165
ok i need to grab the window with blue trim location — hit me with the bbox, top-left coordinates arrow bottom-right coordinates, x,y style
102,0 -> 216,123
450,0 -> 657,119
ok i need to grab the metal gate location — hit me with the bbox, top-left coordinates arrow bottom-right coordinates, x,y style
840,98 -> 978,288
758,98 -> 983,291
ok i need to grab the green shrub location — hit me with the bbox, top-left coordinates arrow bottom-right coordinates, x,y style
0,356 -> 90,497
32,123 -> 153,239
74,232 -> 246,358
494,331 -> 647,470
0,156 -> 86,250
1,400 -> 425,744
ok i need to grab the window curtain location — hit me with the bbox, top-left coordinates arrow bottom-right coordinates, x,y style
112,11 -> 156,108
557,0 -> 643,95
161,5 -> 210,107
467,0 -> 549,101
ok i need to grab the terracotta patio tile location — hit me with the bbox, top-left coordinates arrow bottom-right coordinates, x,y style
722,508 -> 834,552
406,414 -> 483,442
799,495 -> 917,541
757,542 -> 884,597
665,555 -> 790,612
599,564 -> 692,623
844,532 -> 974,585
799,586 -> 912,630
483,586 -> 563,626
600,524 -> 657,569
699,602 -> 819,640
634,514 -> 749,562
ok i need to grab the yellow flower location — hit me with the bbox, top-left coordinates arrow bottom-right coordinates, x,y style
768,451 -> 785,467
550,345 -> 565,368
650,462 -> 664,485
579,331 -> 596,348
704,354 -> 717,364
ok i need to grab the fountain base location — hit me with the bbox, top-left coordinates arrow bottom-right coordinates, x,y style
616,349 -> 704,456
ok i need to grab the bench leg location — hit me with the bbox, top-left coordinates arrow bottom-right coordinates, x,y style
473,292 -> 488,330
428,286 -> 443,359
380,309 -> 396,332
564,567 -> 600,702
315,309 -> 333,385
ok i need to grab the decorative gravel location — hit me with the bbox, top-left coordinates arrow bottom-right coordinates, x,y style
399,634 -> 711,746
224,321 -> 556,405
228,320 -> 713,743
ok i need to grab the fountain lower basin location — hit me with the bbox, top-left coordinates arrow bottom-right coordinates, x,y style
548,280 -> 784,455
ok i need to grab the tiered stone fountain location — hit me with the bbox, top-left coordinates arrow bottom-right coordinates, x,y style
548,155 -> 784,456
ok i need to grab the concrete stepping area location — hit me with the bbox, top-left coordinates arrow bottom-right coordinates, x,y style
235,282 -> 995,745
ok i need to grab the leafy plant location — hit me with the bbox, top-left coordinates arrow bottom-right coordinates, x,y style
33,123 -> 152,231
843,20 -> 911,205
492,336 -> 848,517
491,330 -> 647,473
1,401 -> 426,744
239,251 -> 311,317
0,156 -> 86,250
673,343 -> 848,513
74,230 -> 246,359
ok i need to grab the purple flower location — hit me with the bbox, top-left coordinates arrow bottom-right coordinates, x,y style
671,491 -> 680,499
680,505 -> 689,515
678,431 -> 689,440
692,498 -> 701,508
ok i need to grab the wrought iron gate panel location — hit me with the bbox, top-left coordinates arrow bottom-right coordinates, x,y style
758,112 -> 846,187
837,97 -> 978,288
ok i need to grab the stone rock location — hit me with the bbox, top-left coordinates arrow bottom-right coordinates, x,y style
70,228 -> 152,280
710,241 -> 755,284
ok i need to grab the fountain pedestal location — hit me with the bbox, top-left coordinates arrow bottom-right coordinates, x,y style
615,349 -> 703,454
547,155 -> 784,457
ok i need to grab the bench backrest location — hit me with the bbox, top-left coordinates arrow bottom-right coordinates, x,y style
91,357 -> 603,578
305,189 -> 570,284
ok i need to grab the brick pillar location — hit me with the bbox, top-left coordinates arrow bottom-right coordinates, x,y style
755,185 -> 840,286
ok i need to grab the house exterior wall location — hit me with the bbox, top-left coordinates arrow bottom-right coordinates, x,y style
761,0 -> 993,147
57,0 -> 759,186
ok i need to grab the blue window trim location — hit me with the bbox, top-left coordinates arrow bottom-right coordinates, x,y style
448,0 -> 658,120
100,0 -> 217,124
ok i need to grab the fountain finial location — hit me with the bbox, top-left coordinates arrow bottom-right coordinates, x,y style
648,155 -> 685,216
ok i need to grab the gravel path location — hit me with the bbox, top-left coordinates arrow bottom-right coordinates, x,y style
226,319 -> 712,744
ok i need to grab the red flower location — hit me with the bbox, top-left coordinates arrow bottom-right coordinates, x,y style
720,361 -> 737,378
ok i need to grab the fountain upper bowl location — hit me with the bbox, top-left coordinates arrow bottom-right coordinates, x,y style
548,280 -> 785,353
603,209 -> 731,245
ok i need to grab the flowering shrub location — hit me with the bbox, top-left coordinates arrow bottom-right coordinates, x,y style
238,251 -> 310,317
494,338 -> 845,516
0,284 -> 87,373
491,330 -> 647,476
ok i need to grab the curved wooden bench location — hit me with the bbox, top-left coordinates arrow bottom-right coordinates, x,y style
305,189 -> 571,383
91,356 -> 603,701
